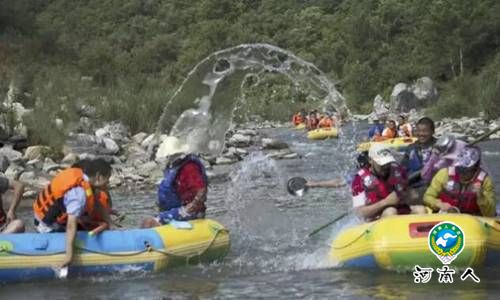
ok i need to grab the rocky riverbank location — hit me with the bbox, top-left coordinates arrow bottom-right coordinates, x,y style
0,118 -> 299,198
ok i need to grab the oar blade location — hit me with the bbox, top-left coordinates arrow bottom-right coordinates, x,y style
287,177 -> 308,196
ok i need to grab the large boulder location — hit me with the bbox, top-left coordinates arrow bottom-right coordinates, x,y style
390,77 -> 438,113
373,94 -> 390,117
412,77 -> 438,104
390,83 -> 418,113
23,145 -> 51,161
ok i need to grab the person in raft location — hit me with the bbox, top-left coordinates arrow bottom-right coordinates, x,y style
0,176 -> 25,234
142,138 -> 208,228
424,145 -> 496,216
351,143 -> 426,221
33,158 -> 113,267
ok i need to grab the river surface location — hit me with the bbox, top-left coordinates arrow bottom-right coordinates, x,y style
2,122 -> 500,299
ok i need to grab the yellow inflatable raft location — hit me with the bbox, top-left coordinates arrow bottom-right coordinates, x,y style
307,128 -> 338,140
356,137 -> 416,152
294,123 -> 306,130
0,219 -> 230,283
330,214 -> 500,270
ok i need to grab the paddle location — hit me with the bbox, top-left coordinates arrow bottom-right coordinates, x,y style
307,212 -> 349,238
287,177 -> 308,196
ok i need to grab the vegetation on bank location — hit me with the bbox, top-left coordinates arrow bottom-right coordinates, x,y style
0,0 -> 499,147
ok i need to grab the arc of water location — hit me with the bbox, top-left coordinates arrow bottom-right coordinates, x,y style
154,43 -> 349,158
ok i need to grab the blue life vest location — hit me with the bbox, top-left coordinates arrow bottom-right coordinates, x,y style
157,155 -> 208,211
406,145 -> 423,174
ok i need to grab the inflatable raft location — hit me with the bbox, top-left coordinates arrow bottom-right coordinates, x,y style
330,214 -> 500,270
0,219 -> 230,283
356,137 -> 416,152
294,123 -> 306,130
307,128 -> 338,140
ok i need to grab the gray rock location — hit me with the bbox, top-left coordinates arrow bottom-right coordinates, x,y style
23,145 -> 51,161
0,155 -> 9,173
373,94 -> 390,117
0,146 -> 23,163
228,134 -> 252,147
109,174 -> 123,187
95,122 -> 129,142
26,159 -> 44,170
137,161 -> 159,177
61,153 -> 79,165
132,132 -> 148,144
236,129 -> 257,136
43,158 -> 62,173
23,190 -> 38,198
261,138 -> 289,150
390,83 -> 418,113
5,164 -> 24,179
102,137 -> 120,155
215,157 -> 238,165
412,77 -> 438,104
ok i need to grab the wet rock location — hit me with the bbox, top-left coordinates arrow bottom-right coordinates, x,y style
206,170 -> 230,183
266,149 -> 299,160
228,134 -> 252,147
23,145 -> 51,161
215,157 -> 238,165
109,174 -> 124,187
261,138 -> 289,150
236,129 -> 257,136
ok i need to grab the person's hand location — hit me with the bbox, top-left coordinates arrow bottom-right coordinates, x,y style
58,255 -> 72,269
438,202 -> 452,212
384,192 -> 400,206
6,210 -> 16,224
186,199 -> 202,214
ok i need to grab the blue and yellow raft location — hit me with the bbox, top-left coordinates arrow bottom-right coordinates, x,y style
0,219 -> 230,283
330,214 -> 500,270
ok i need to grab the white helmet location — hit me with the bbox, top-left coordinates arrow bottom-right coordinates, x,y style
435,135 -> 456,153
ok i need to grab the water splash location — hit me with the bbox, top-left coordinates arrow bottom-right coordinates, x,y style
157,43 -> 348,156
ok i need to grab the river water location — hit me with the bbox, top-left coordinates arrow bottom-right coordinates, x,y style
2,122 -> 500,299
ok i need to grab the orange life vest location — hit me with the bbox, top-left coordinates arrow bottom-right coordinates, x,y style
33,168 -> 95,226
292,114 -> 304,126
79,190 -> 111,230
318,117 -> 334,128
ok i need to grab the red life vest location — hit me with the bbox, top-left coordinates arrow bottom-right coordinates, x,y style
357,164 -> 407,205
438,167 -> 487,215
